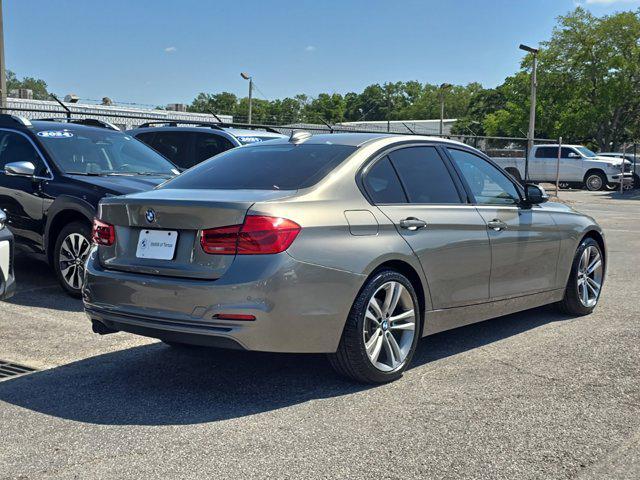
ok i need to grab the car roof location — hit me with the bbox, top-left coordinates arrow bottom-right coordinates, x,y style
127,125 -> 286,139
249,132 -> 471,148
29,120 -> 125,134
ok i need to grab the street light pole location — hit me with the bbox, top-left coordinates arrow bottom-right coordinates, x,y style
520,43 -> 539,182
240,72 -> 253,124
0,0 -> 7,111
439,83 -> 452,136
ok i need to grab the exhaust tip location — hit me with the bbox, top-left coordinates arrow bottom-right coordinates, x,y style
92,320 -> 117,335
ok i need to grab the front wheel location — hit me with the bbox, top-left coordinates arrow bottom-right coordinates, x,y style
557,237 -> 604,316
328,270 -> 421,384
54,221 -> 92,298
584,172 -> 607,191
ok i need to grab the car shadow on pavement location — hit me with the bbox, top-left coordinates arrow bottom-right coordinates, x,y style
4,254 -> 83,313
0,305 -> 568,426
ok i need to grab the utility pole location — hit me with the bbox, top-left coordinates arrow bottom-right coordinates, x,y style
241,72 -> 253,124
0,0 -> 7,111
439,83 -> 452,136
520,44 -> 539,182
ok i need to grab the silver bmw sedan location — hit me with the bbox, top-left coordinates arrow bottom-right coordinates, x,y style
83,132 -> 605,383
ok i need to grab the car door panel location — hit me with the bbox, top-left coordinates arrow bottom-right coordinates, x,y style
377,205 -> 491,309
475,206 -> 560,298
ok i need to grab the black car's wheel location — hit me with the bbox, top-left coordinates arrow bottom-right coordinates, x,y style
328,269 -> 421,384
557,237 -> 604,316
54,221 -> 92,298
584,171 -> 607,191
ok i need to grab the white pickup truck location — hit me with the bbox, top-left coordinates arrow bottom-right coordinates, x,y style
492,144 -> 633,191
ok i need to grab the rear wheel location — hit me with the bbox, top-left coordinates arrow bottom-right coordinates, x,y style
54,221 -> 92,298
557,237 -> 604,316
584,171 -> 607,191
328,270 -> 420,384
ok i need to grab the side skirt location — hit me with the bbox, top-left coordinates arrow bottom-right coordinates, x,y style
423,288 -> 565,336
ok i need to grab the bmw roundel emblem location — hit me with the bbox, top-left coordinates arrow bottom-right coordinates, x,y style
145,209 -> 156,223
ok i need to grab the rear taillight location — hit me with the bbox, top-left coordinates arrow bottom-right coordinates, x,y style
92,218 -> 115,246
200,215 -> 301,255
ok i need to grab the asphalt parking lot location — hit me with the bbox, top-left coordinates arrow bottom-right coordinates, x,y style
1,189 -> 639,480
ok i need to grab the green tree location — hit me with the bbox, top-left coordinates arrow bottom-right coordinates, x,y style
6,70 -> 50,100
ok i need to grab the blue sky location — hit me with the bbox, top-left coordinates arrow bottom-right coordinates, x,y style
5,0 -> 640,107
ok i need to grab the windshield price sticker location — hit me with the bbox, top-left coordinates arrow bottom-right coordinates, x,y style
37,131 -> 74,138
238,136 -> 263,143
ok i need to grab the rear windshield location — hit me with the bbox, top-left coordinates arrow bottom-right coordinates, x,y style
162,143 -> 357,190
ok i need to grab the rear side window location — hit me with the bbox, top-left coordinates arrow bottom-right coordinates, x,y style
192,132 -> 234,167
139,131 -> 191,168
388,146 -> 462,204
162,144 -> 357,191
535,147 -> 557,158
363,156 -> 407,203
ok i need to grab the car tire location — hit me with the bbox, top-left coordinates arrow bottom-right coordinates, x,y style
328,269 -> 421,384
557,237 -> 604,316
53,221 -> 92,298
584,172 -> 607,191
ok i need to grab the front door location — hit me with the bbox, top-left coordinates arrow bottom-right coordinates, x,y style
363,146 -> 492,310
0,130 -> 49,252
446,147 -> 561,299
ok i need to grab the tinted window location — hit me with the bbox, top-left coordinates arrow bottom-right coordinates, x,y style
192,133 -> 234,167
388,146 -> 461,204
448,149 -> 520,205
534,147 -> 557,158
37,128 -> 176,175
139,131 -> 191,168
0,131 -> 47,175
163,144 -> 357,191
364,156 -> 407,203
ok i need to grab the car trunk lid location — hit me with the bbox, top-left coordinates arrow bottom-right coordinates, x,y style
97,189 -> 295,279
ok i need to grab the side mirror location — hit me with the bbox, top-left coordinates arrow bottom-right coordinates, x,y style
525,183 -> 549,205
568,152 -> 581,159
4,161 -> 36,177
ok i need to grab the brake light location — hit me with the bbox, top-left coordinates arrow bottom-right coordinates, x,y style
200,215 -> 301,255
92,218 -> 115,246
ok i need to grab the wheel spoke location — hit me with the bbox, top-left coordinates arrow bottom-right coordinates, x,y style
367,333 -> 384,363
586,276 -> 600,294
580,249 -> 589,272
587,257 -> 601,275
390,309 -> 414,323
382,282 -> 403,316
581,281 -> 589,304
368,298 -> 383,320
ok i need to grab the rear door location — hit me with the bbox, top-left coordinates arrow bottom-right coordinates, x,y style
446,148 -> 560,299
367,145 -> 491,309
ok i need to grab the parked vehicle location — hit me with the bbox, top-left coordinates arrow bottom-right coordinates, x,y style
0,209 -> 15,300
0,115 -> 179,297
128,121 -> 286,170
84,132 -> 606,384
493,144 -> 633,191
598,152 -> 639,187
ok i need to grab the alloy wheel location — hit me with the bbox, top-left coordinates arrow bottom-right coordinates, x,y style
586,175 -> 603,191
59,233 -> 91,290
577,245 -> 603,308
363,281 -> 416,372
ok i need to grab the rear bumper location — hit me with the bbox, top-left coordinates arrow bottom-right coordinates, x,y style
83,247 -> 365,353
0,234 -> 15,301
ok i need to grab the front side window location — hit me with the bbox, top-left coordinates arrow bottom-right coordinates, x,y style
0,131 -> 47,176
137,131 -> 190,168
37,128 -> 177,176
163,143 -> 357,191
575,146 -> 597,158
363,156 -> 407,204
388,146 -> 462,204
448,148 -> 520,205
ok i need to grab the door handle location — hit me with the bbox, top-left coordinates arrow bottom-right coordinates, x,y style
487,219 -> 508,231
399,217 -> 427,231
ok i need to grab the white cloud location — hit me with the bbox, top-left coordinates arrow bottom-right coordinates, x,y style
164,46 -> 177,53
305,45 -> 316,52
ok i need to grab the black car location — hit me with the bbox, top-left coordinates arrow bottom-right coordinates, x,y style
128,121 -> 285,170
0,115 -> 179,296
0,209 -> 15,300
